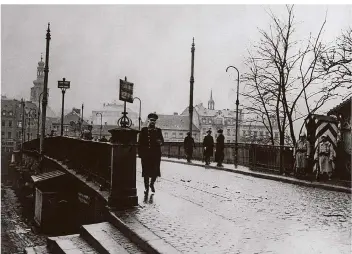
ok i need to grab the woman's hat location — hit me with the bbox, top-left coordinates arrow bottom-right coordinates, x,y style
217,129 -> 223,133
206,129 -> 212,134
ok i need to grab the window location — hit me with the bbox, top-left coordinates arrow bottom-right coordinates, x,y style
1,131 -> 4,137
227,129 -> 230,136
233,129 -> 236,136
254,131 -> 258,137
259,131 -> 263,136
275,132 -> 279,138
165,132 -> 168,138
208,119 -> 212,124
2,111 -> 6,116
9,121 -> 12,127
179,132 -> 183,138
249,130 -> 252,135
266,131 -> 269,136
172,132 -> 176,138
227,140 -> 230,143
243,130 -> 246,136
1,120 -> 5,127
9,111 -> 13,116
202,118 -> 206,123
216,118 -> 222,125
8,132 -> 11,139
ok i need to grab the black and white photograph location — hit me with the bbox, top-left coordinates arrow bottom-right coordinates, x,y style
1,3 -> 351,254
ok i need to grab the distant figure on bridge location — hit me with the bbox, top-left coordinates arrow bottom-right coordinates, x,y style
138,113 -> 164,195
314,134 -> 335,180
203,129 -> 214,166
99,136 -> 108,142
81,125 -> 93,140
215,129 -> 225,167
294,132 -> 310,177
184,132 -> 195,163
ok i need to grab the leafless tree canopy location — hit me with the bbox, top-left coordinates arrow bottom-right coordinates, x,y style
242,5 -> 350,148
320,27 -> 352,100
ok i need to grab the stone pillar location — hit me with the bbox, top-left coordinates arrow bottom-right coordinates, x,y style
108,127 -> 139,209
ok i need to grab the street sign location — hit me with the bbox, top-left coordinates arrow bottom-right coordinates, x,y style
119,79 -> 134,103
58,80 -> 70,89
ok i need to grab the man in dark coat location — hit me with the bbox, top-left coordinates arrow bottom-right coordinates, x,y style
138,113 -> 164,195
184,132 -> 195,163
203,129 -> 214,165
215,129 -> 225,167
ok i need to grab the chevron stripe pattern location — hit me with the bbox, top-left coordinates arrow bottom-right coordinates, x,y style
313,117 -> 338,173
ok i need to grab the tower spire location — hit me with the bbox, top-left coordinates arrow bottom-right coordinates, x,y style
208,89 -> 215,110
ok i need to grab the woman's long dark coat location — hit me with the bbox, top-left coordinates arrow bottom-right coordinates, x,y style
138,127 -> 164,177
203,134 -> 214,157
215,134 -> 225,162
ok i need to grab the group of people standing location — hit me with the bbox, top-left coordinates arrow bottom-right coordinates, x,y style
184,129 -> 225,167
294,132 -> 334,180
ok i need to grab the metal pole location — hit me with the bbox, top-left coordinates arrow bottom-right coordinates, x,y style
100,114 -> 102,139
189,38 -> 195,137
60,89 -> 66,136
133,97 -> 142,131
37,92 -> 42,139
226,65 -> 240,168
40,23 -> 51,157
96,112 -> 102,139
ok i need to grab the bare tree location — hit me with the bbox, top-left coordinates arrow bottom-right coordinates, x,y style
320,27 -> 352,100
241,5 -> 346,173
242,6 -> 341,148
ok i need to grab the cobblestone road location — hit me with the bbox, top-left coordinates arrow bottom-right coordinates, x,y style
1,185 -> 47,254
127,159 -> 352,253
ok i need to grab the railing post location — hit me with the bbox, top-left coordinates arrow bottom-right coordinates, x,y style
108,127 -> 139,210
168,143 -> 171,158
178,144 -> 181,159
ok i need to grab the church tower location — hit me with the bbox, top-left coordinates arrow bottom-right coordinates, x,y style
208,89 -> 215,110
30,54 -> 47,104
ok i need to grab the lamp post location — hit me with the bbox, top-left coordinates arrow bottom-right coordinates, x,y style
226,65 -> 240,168
133,97 -> 142,131
40,22 -> 51,158
189,38 -> 195,137
58,77 -> 71,136
96,112 -> 103,139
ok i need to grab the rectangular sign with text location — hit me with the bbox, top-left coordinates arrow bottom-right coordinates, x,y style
119,79 -> 134,103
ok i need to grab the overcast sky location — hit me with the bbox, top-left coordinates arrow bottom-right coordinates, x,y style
1,5 -> 351,127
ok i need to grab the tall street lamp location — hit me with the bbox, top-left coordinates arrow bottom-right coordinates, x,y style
40,22 -> 51,159
58,77 -> 71,136
96,112 -> 103,139
133,97 -> 142,131
189,38 -> 195,137
226,65 -> 240,168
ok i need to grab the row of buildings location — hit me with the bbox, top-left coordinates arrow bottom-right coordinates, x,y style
1,56 -> 282,153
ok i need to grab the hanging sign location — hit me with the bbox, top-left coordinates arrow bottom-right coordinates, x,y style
119,79 -> 134,103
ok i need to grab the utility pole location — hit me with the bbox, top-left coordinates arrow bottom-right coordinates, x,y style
189,38 -> 195,137
40,23 -> 51,163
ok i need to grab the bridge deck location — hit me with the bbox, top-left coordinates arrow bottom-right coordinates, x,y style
114,159 -> 351,253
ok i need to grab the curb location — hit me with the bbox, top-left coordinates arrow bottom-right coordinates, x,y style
161,158 -> 351,194
106,210 -> 181,254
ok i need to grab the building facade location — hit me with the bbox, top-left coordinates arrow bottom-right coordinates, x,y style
181,90 -> 244,143
151,113 -> 200,142
181,90 -> 282,144
52,108 -> 89,137
91,101 -> 140,128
